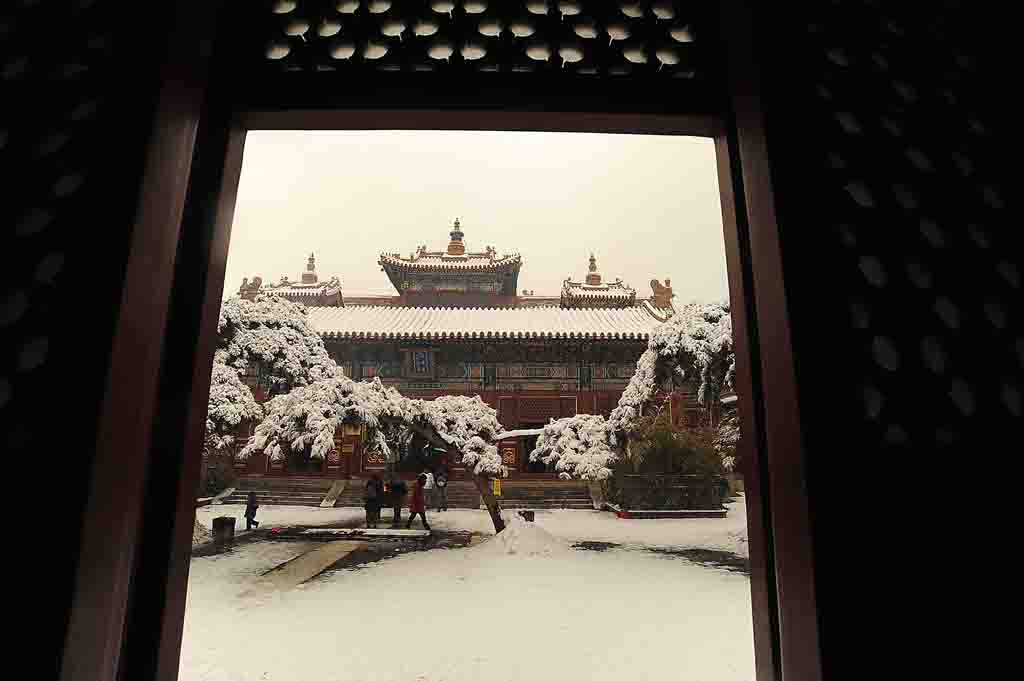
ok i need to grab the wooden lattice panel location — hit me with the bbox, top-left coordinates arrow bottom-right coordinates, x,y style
761,4 -> 1019,456
255,0 -> 707,78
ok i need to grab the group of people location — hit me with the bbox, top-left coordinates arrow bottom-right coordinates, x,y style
239,465 -> 452,534
363,465 -> 450,531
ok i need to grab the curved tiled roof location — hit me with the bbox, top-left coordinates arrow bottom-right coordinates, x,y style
307,305 -> 662,341
264,285 -> 341,297
379,252 -> 522,272
564,285 -> 635,299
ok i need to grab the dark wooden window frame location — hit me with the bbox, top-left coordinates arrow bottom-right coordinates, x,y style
59,3 -> 821,681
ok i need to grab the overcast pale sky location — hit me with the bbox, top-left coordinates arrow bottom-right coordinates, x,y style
225,130 -> 729,304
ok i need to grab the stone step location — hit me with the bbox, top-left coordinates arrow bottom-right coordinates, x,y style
498,501 -> 594,509
227,491 -> 326,500
235,477 -> 334,491
225,494 -> 326,507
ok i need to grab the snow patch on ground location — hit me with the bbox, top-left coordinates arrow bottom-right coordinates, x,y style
471,517 -> 569,557
428,496 -> 750,557
194,504 -> 364,531
192,520 -> 212,547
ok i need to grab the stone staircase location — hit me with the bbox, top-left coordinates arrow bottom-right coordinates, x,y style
496,481 -> 593,509
224,477 -> 593,510
440,481 -> 484,509
225,477 -> 333,507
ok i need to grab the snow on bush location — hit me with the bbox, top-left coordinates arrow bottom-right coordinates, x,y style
217,294 -> 339,389
205,358 -> 263,452
472,516 -> 569,557
532,414 -> 617,481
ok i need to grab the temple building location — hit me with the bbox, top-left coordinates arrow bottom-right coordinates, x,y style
236,219 -> 715,481
239,253 -> 342,307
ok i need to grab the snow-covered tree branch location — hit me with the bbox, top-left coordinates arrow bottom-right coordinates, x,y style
205,357 -> 263,454
217,294 -> 340,390
713,410 -> 741,473
609,301 -> 734,435
532,414 -> 617,481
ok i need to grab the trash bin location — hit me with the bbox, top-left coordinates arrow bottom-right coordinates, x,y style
518,510 -> 535,522
212,516 -> 235,543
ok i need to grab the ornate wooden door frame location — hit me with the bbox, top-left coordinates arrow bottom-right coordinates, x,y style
59,2 -> 821,681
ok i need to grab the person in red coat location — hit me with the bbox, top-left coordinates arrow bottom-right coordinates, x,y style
406,474 -> 431,531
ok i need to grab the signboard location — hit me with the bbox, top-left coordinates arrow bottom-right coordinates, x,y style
365,449 -> 388,466
501,446 -> 518,467
492,479 -> 502,496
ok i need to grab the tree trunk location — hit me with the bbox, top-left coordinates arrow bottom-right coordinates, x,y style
472,474 -> 506,533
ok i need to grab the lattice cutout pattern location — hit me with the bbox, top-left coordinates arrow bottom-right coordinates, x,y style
763,4 -> 1020,455
254,0 -> 706,79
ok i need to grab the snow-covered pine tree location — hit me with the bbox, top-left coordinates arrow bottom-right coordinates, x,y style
205,357 -> 263,455
242,378 -> 511,532
530,301 -> 736,480
609,301 -> 734,437
205,294 -> 340,464
216,293 -> 340,391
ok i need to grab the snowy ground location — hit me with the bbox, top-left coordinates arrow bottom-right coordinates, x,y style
195,498 -> 749,557
183,499 -> 754,681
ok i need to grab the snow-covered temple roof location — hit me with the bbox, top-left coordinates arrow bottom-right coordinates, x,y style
239,253 -> 343,306
560,254 -> 637,308
307,304 -> 665,341
379,251 -> 522,272
378,218 -> 521,273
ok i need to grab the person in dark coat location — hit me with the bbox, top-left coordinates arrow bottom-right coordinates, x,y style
244,491 -> 260,530
389,477 -> 408,527
407,474 -> 431,531
364,474 -> 383,528
434,468 -> 449,512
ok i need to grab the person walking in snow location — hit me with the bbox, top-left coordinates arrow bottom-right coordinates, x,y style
407,474 -> 431,531
389,476 -> 408,527
434,468 -> 449,512
422,468 -> 435,509
244,491 -> 260,530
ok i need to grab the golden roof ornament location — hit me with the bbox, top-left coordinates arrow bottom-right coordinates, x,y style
586,253 -> 602,286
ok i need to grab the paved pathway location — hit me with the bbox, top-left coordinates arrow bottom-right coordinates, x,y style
247,540 -> 366,592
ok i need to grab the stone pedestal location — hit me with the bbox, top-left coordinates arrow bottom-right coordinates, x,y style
212,516 -> 235,543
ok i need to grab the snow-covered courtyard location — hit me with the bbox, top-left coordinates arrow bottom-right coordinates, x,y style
183,499 -> 754,681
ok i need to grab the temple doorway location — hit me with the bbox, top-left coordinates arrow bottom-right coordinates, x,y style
284,449 -> 325,476
520,431 -> 554,474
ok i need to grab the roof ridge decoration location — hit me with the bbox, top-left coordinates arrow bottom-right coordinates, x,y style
237,253 -> 342,306
561,253 -> 637,309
